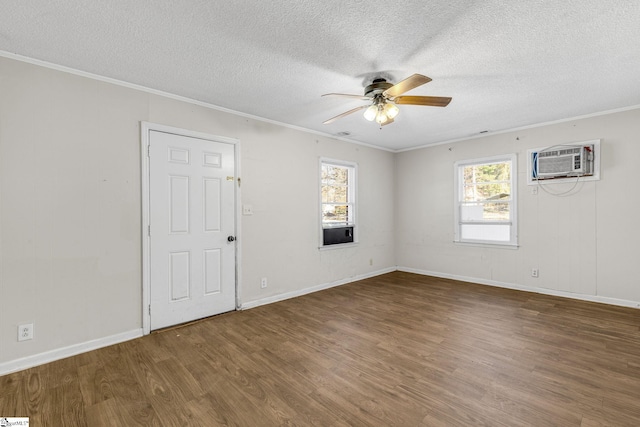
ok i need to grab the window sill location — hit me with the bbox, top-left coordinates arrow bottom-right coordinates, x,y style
454,240 -> 519,250
318,242 -> 359,251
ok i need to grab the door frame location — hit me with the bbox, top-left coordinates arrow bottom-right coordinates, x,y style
140,121 -> 242,335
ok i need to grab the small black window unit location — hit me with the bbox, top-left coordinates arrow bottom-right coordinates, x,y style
323,226 -> 354,246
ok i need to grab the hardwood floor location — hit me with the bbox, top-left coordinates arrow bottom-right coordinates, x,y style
2,271 -> 640,426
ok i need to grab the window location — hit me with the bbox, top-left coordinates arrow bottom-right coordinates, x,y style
454,154 -> 517,246
320,158 -> 357,247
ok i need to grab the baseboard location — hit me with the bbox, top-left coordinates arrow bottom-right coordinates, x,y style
0,328 -> 144,376
6,267 -> 634,376
240,267 -> 397,310
398,266 -> 640,309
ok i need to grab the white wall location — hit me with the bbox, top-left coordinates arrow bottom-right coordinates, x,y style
2,53 -> 638,374
395,108 -> 640,305
0,56 -> 396,371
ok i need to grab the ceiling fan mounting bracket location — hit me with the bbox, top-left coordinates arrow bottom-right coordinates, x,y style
364,79 -> 393,97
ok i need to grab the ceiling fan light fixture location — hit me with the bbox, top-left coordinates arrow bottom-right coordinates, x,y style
383,103 -> 399,119
363,104 -> 378,121
375,107 -> 389,124
322,73 -> 451,127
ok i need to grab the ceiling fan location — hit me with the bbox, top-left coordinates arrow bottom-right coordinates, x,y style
322,73 -> 451,126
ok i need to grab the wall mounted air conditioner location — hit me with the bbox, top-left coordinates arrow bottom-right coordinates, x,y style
534,146 -> 592,178
527,139 -> 601,185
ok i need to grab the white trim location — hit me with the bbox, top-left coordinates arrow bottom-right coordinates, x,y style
234,141 -> 244,310
396,105 -> 640,153
453,153 -> 518,246
0,329 -> 143,376
452,241 -> 519,250
240,267 -> 396,310
0,50 -> 392,153
318,242 -> 359,251
398,266 -> 640,310
319,157 -> 359,248
3,50 -> 638,154
3,266 -> 637,375
141,123 -> 151,335
140,122 -> 241,334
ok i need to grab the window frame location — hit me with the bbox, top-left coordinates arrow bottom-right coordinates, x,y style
453,154 -> 518,247
319,157 -> 358,248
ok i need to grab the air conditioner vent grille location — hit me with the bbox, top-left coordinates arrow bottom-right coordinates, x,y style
539,147 -> 581,158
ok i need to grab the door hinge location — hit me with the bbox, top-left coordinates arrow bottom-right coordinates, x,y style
147,145 -> 151,157
148,304 -> 151,315
148,225 -> 151,236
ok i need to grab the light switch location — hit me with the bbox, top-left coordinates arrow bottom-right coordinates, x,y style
242,205 -> 253,215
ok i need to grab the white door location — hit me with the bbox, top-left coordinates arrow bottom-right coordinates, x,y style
149,129 -> 236,330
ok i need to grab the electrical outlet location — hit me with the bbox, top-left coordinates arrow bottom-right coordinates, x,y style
261,278 -> 268,288
369,258 -> 373,266
531,268 -> 539,278
18,323 -> 34,341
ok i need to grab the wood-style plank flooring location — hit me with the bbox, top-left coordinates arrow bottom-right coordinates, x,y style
2,271 -> 640,426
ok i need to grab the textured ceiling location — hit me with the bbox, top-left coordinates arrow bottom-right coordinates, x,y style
1,1 -> 639,151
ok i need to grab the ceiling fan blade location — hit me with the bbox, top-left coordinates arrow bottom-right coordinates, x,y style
323,105 -> 368,124
383,74 -> 432,97
322,93 -> 370,100
394,95 -> 452,107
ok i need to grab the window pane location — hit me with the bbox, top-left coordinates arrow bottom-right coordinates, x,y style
322,204 -> 351,224
461,223 -> 510,242
463,182 -> 511,202
463,162 -> 511,184
455,155 -> 516,246
322,165 -> 349,186
461,202 -> 510,221
484,202 -> 510,221
320,159 -> 356,246
322,184 -> 348,203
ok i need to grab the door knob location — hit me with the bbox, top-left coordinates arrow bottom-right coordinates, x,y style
227,236 -> 236,242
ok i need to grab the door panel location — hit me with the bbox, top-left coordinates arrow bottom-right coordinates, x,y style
203,178 -> 221,231
149,130 -> 235,330
204,249 -> 222,294
169,175 -> 190,233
